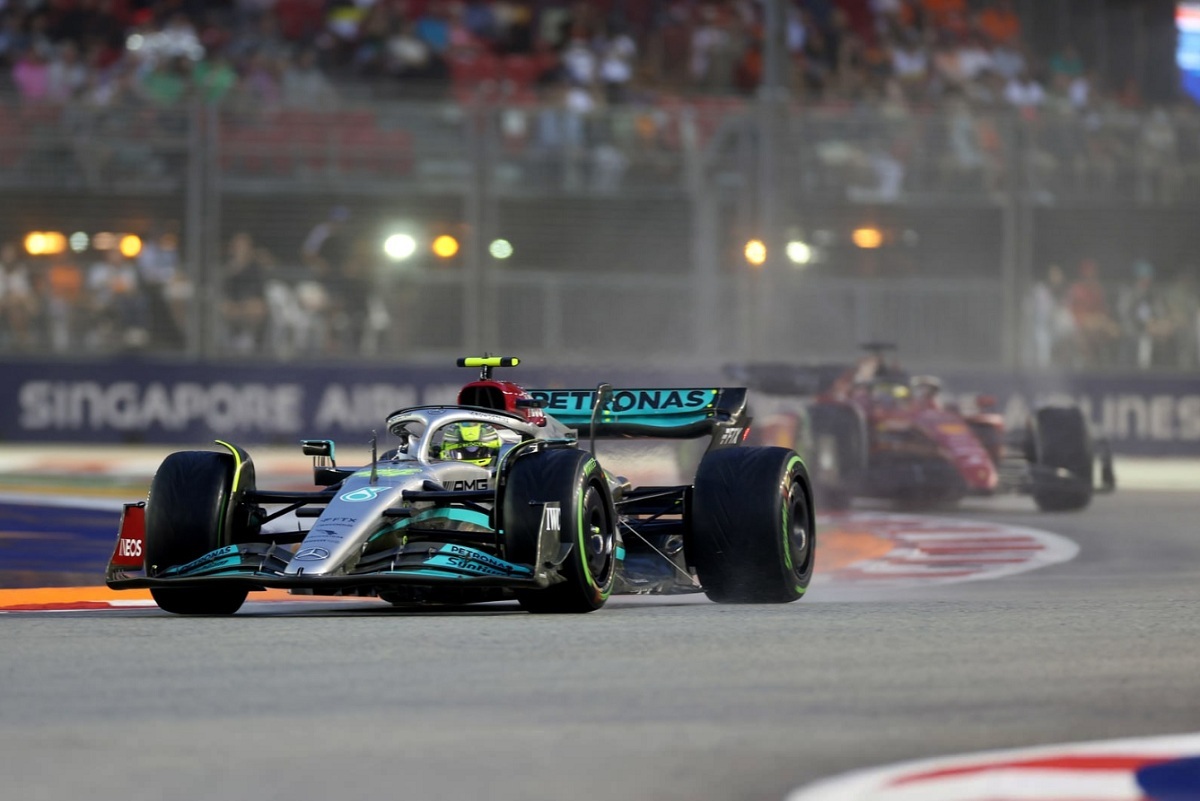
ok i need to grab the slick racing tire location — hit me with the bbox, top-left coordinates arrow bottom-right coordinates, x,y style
144,450 -> 250,615
690,447 -> 814,603
807,404 -> 860,512
1029,406 -> 1094,512
503,449 -> 618,613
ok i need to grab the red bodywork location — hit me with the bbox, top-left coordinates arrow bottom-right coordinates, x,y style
869,404 -> 1000,493
109,502 -> 146,569
457,379 -> 547,427
819,355 -> 1001,494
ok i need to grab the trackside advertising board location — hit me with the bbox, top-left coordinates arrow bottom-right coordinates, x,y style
939,369 -> 1200,457
0,361 -> 1197,455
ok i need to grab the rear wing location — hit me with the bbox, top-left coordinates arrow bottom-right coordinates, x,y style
724,362 -> 850,397
527,387 -> 750,444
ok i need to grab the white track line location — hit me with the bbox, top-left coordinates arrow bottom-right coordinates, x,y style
813,512 -> 1079,589
787,732 -> 1200,801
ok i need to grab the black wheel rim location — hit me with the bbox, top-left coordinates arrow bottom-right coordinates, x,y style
786,481 -> 812,579
582,485 -> 615,585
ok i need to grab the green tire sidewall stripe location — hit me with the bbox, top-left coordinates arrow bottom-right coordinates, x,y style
783,454 -> 808,595
213,442 -> 245,548
578,459 -> 611,601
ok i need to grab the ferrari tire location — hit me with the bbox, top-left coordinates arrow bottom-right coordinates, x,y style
144,450 -> 249,615
690,447 -> 814,603
807,405 -> 859,511
1030,406 -> 1094,512
503,449 -> 618,613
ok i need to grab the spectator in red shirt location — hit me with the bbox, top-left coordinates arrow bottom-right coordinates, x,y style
1066,258 -> 1120,367
977,0 -> 1020,45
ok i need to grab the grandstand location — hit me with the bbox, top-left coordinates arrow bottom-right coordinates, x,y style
0,0 -> 1195,374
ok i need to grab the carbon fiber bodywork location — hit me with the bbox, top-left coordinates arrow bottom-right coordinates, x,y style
106,369 -> 764,608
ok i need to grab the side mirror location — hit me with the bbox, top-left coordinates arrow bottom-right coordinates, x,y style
302,441 -> 336,472
303,439 -> 338,483
301,439 -> 335,459
516,397 -> 546,409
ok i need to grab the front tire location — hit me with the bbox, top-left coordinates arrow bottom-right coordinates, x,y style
503,449 -> 618,613
807,404 -> 860,511
690,447 -> 814,603
1029,406 -> 1095,512
144,450 -> 250,615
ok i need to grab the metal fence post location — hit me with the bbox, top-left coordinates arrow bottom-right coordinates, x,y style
463,102 -> 485,353
183,101 -> 207,359
690,127 -> 721,361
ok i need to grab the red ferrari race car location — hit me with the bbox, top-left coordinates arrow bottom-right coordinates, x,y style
730,344 -> 1115,512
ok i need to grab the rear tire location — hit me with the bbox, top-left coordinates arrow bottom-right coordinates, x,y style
690,447 -> 814,603
1029,406 -> 1094,512
503,449 -> 618,613
144,451 -> 250,615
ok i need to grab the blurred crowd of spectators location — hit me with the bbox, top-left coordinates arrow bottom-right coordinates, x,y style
0,0 -> 1175,114
220,209 -> 393,360
2,1 -> 1198,368
0,230 -> 186,355
1,0 -> 1195,204
1023,259 -> 1200,371
0,215 -> 396,359
0,209 -> 395,360
8,217 -> 1200,371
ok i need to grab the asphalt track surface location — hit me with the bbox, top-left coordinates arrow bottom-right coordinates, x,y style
4,487 -> 1200,800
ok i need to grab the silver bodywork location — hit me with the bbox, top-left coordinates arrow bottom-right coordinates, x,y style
280,406 -> 574,578
105,379 -> 776,609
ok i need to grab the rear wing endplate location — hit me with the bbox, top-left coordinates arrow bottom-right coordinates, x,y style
526,387 -> 749,443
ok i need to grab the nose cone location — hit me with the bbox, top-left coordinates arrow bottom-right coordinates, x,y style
919,411 -> 999,492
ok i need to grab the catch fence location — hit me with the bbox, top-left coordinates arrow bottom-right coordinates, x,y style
1,93 -> 1197,371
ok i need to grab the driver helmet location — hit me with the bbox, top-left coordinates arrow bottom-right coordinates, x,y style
440,422 -> 501,466
911,375 -> 942,401
873,381 -> 909,404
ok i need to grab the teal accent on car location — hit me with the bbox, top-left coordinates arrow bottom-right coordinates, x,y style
367,508 -> 495,545
423,551 -> 534,578
159,554 -> 245,577
530,388 -> 719,429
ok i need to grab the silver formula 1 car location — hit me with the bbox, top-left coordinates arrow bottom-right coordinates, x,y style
106,357 -> 815,615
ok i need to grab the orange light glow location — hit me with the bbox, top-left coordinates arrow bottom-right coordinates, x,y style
23,231 -> 66,256
432,235 -> 460,258
852,227 -> 884,249
744,239 -> 767,266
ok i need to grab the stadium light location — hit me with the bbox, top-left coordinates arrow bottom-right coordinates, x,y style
432,235 -> 459,259
69,232 -> 89,253
744,239 -> 767,267
119,234 -> 142,258
24,232 -> 47,256
488,239 -> 514,260
852,227 -> 883,249
24,231 -> 66,256
384,233 -> 417,261
93,232 -> 118,250
785,240 -> 813,266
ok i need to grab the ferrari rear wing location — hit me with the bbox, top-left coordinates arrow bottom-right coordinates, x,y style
526,387 -> 750,443
724,362 -> 850,397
